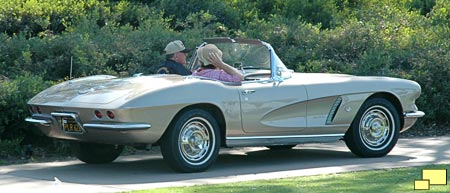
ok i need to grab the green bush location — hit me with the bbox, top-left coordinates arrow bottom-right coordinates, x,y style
157,0 -> 240,30
410,0 -> 436,15
0,138 -> 22,158
0,9 -> 186,80
0,0 -> 104,37
0,74 -> 52,140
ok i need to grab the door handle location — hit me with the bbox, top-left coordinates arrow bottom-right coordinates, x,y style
242,90 -> 256,95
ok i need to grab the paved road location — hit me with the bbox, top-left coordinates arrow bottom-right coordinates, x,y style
1,136 -> 449,193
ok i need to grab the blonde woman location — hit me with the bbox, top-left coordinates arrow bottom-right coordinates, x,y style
193,44 -> 244,82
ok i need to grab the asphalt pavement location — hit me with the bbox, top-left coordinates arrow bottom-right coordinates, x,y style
1,136 -> 449,193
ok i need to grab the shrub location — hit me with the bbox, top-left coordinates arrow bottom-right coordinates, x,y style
0,138 -> 22,158
0,0 -> 104,37
0,74 -> 52,140
157,0 -> 240,30
410,0 -> 436,15
275,0 -> 340,29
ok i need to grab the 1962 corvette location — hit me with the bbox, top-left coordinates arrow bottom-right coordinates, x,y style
26,37 -> 424,172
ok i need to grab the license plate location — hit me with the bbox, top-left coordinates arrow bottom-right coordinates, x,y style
61,117 -> 82,133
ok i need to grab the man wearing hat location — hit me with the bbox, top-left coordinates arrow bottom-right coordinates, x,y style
155,40 -> 192,75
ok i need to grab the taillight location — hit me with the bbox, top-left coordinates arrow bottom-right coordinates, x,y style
106,111 -> 115,119
94,110 -> 103,119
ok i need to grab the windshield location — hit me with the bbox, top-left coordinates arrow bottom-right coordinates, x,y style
190,43 -> 270,71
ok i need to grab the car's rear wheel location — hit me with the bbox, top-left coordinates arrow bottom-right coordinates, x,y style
344,98 -> 400,157
161,109 -> 220,172
71,142 -> 123,164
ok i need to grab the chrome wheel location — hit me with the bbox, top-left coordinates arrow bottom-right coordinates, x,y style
344,98 -> 400,158
179,117 -> 215,165
160,109 -> 220,172
359,105 -> 394,151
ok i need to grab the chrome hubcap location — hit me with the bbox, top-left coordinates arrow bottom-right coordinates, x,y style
179,117 -> 214,165
360,105 -> 394,150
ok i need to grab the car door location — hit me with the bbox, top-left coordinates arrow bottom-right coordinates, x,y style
239,79 -> 308,134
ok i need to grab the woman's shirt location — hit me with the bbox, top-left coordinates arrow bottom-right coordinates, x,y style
192,69 -> 241,82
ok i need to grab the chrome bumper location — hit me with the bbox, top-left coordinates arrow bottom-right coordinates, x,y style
25,114 -> 155,144
25,117 -> 51,126
83,123 -> 151,131
400,110 -> 425,133
25,117 -> 151,131
403,111 -> 425,118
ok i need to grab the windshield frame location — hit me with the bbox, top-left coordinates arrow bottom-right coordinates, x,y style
188,38 -> 291,82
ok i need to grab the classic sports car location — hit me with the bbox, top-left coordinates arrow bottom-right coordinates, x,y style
26,37 -> 424,172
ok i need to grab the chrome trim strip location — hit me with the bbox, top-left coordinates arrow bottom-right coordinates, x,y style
25,117 -> 51,126
227,133 -> 345,140
51,112 -> 78,119
403,111 -> 425,118
83,123 -> 151,131
226,134 -> 345,147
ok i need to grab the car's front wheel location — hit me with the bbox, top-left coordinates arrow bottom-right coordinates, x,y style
344,98 -> 400,157
71,142 -> 123,164
161,109 -> 221,172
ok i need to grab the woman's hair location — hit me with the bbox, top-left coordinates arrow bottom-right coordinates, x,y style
197,44 -> 222,68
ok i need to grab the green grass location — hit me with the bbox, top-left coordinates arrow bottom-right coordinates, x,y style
128,165 -> 449,193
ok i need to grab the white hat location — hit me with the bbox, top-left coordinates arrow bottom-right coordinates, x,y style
197,44 -> 222,65
164,40 -> 191,55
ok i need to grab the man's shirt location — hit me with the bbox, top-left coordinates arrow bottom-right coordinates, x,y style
156,60 -> 191,75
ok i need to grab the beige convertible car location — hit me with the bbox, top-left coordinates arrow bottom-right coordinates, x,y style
26,37 -> 424,172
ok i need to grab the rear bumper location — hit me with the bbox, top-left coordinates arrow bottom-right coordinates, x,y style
26,117 -> 151,130
25,117 -> 51,126
25,115 -> 156,144
82,123 -> 151,130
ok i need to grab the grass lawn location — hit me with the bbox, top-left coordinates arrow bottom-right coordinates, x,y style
128,164 -> 449,193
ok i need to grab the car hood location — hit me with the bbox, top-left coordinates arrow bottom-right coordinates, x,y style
291,73 -> 421,100
293,72 -> 417,87
28,74 -> 188,106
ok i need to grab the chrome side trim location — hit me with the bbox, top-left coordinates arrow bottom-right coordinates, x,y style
25,117 -> 51,126
227,134 -> 344,140
83,123 -> 151,131
403,111 -> 425,118
226,134 -> 345,147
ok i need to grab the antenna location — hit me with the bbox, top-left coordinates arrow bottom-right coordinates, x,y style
70,56 -> 73,80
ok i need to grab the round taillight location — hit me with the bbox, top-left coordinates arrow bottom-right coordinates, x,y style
106,111 -> 115,119
94,110 -> 103,119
